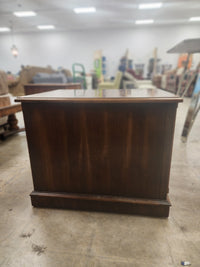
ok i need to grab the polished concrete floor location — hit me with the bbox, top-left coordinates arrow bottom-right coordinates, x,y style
0,98 -> 200,267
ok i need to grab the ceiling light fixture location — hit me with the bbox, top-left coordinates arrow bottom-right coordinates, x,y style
139,2 -> 162,9
0,27 -> 10,32
9,20 -> 19,58
37,25 -> 55,30
13,11 -> 37,17
11,44 -> 19,57
189,17 -> 200,21
73,7 -> 96,14
135,19 -> 154,24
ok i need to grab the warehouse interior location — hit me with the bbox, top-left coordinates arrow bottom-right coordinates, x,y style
0,1 -> 200,266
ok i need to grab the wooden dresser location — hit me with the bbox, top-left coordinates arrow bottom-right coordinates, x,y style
16,88 -> 182,217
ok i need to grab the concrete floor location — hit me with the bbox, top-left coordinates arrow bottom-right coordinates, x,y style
0,98 -> 200,267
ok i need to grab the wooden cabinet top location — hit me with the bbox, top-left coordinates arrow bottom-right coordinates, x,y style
16,88 -> 183,103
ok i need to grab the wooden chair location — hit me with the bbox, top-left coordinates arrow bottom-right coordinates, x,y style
0,71 -> 24,140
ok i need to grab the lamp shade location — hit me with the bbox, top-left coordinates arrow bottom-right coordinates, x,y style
167,38 -> 200,54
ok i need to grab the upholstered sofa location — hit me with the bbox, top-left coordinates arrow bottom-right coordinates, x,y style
8,66 -> 57,96
153,68 -> 196,97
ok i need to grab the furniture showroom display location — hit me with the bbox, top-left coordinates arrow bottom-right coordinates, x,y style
16,88 -> 182,217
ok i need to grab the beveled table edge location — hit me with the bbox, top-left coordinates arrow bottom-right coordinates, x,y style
16,96 -> 183,104
15,88 -> 183,103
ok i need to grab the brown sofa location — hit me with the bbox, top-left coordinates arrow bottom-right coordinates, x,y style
8,66 -> 74,96
8,66 -> 57,96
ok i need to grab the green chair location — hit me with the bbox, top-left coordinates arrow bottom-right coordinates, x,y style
72,63 -> 87,89
98,71 -> 122,89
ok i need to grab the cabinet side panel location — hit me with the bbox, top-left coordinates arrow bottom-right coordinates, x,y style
22,102 -> 177,200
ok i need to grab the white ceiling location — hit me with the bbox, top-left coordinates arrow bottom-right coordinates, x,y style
0,0 -> 200,33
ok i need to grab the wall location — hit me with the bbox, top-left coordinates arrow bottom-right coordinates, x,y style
0,24 -> 200,77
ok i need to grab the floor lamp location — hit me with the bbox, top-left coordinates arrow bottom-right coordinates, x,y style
168,39 -> 200,141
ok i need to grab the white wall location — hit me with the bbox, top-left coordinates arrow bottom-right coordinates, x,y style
0,24 -> 200,77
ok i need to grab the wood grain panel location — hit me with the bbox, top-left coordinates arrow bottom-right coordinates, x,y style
23,102 -> 177,201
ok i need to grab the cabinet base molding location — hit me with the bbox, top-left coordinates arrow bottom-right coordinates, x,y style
31,191 -> 171,218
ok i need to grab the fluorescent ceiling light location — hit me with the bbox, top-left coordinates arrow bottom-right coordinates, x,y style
13,11 -> 37,17
135,20 -> 154,24
73,7 -> 96,14
37,25 -> 55,30
189,17 -> 200,21
0,27 -> 10,32
139,2 -> 162,9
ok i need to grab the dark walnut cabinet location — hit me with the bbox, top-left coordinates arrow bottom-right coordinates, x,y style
16,88 -> 182,217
